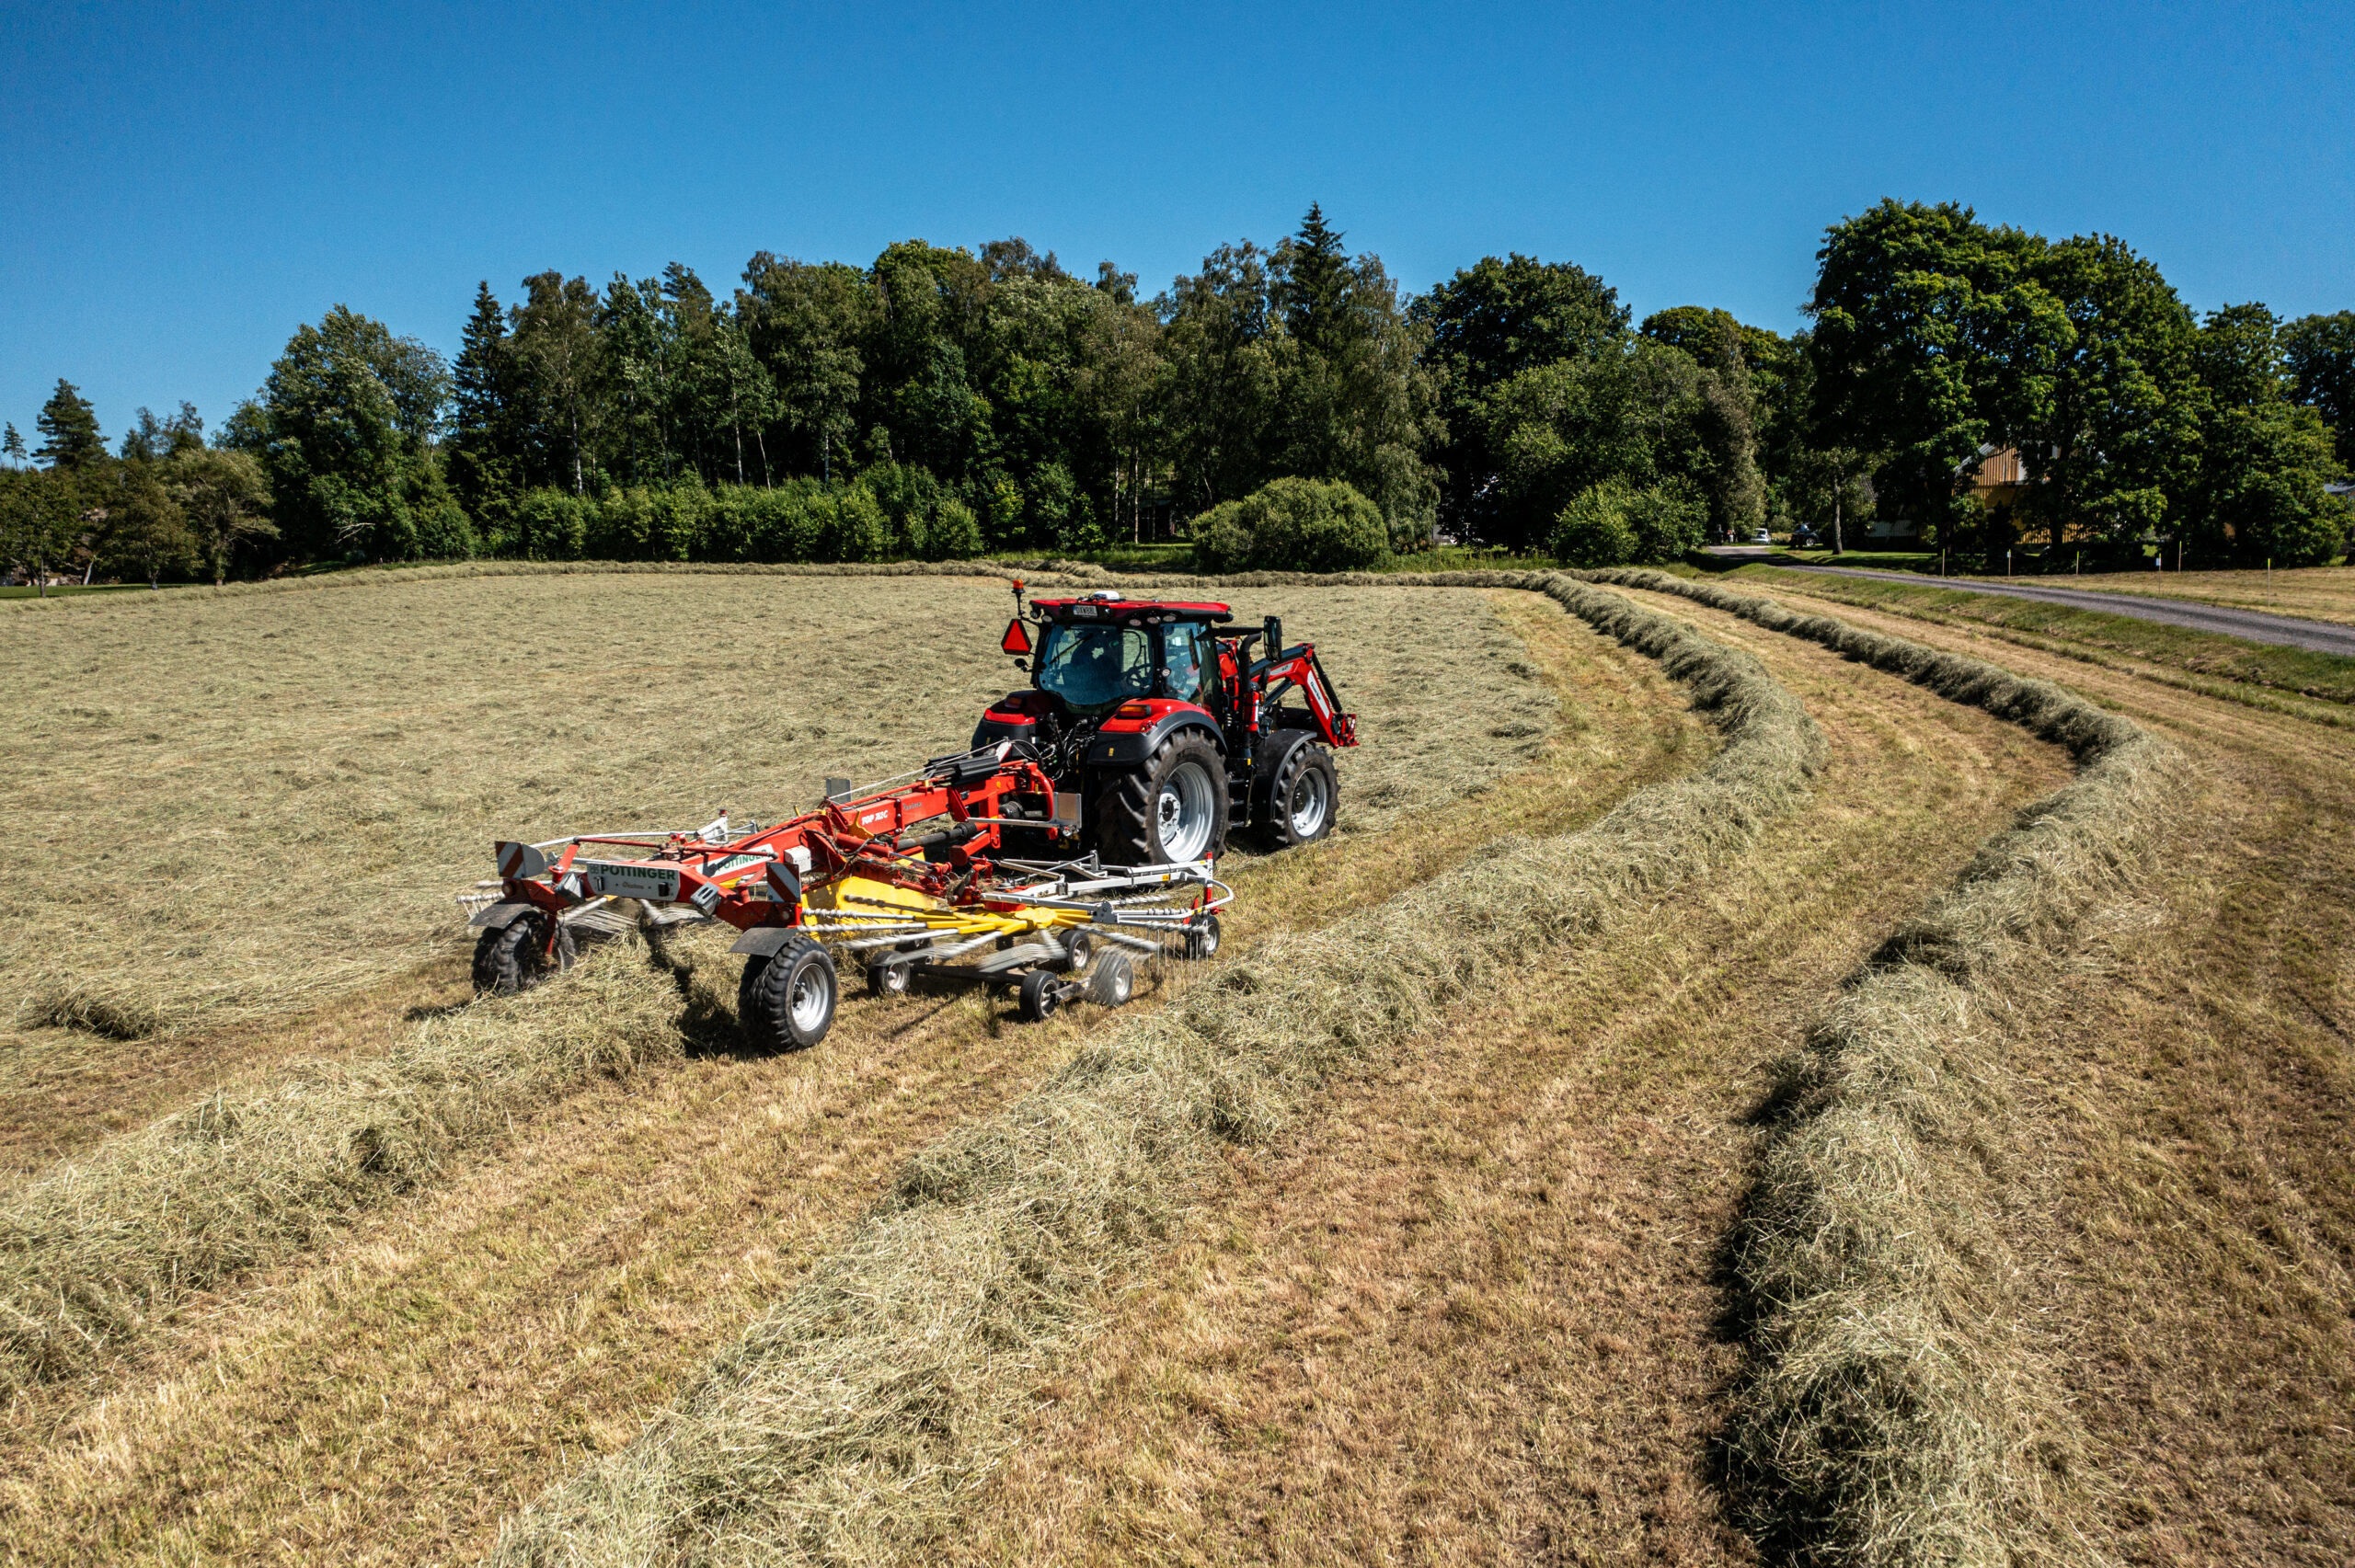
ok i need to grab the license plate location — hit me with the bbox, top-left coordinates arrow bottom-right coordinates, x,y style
580,860 -> 680,902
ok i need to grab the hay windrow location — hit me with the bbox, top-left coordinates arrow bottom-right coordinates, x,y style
1583,567 -> 2188,1568
0,936 -> 688,1392
488,575 -> 1824,1567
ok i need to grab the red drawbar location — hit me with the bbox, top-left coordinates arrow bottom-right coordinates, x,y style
1000,616 -> 1033,654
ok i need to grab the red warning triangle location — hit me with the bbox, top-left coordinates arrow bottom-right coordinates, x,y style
1001,616 -> 1033,655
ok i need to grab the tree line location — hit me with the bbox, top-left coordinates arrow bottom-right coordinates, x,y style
6,199 -> 2349,591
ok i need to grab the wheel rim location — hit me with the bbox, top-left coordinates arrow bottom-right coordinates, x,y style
1155,760 -> 1218,863
788,963 -> 831,1032
1287,765 -> 1331,840
1104,958 -> 1132,1004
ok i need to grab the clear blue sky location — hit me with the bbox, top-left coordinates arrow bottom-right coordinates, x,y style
4,0 -> 2349,444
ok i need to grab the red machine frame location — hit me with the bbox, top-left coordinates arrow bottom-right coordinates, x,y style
484,751 -> 1059,956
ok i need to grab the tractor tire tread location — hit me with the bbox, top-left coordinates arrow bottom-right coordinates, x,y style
1086,731 -> 1229,866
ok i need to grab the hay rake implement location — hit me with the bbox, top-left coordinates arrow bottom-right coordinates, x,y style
460,745 -> 1230,1049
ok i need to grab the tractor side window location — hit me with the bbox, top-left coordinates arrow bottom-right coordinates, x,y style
1162,624 -> 1211,704
1037,623 -> 1154,712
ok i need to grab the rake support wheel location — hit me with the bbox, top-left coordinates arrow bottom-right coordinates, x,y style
1085,950 -> 1136,1008
1017,967 -> 1063,1023
472,913 -> 576,996
740,935 -> 839,1053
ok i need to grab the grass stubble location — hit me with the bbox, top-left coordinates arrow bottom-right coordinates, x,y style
0,574 -> 1536,1173
1717,575 -> 2355,1566
1587,570 -> 2188,1567
486,574 -> 1827,1565
2,562 -> 2288,1564
0,580 -> 1664,1563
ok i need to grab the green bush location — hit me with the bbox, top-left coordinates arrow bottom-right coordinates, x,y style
507,489 -> 592,560
1548,484 -> 1641,567
1546,480 -> 1706,567
1194,476 -> 1388,572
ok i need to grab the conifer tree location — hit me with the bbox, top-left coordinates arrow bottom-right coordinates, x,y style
1279,203 -> 1353,355
34,380 -> 105,468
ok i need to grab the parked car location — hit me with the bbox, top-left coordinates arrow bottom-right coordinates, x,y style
1751,528 -> 1773,545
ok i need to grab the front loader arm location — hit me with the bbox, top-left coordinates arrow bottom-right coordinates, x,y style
1254,644 -> 1358,749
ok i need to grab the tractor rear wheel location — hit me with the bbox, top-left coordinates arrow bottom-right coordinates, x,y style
1258,735 -> 1338,850
740,936 -> 838,1052
1088,732 -> 1229,865
472,913 -> 576,996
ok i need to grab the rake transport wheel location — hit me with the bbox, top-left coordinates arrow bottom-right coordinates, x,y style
867,956 -> 913,999
472,914 -> 577,996
1089,732 -> 1229,866
1258,734 -> 1338,850
1017,967 -> 1063,1023
740,936 -> 839,1052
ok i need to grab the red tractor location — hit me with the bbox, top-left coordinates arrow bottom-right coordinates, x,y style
971,584 -> 1358,865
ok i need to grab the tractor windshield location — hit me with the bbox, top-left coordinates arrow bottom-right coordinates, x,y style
1036,622 -> 1155,713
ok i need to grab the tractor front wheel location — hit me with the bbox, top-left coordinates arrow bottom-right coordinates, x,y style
472,914 -> 576,996
1258,736 -> 1338,850
1088,732 -> 1229,866
740,937 -> 839,1052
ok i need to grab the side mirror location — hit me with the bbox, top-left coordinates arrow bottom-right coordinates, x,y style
1012,658 -> 1028,671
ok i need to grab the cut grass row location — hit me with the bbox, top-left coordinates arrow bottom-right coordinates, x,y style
1590,568 -> 2185,1566
0,944 -> 691,1392
0,583 -> 1702,1562
1718,579 -> 2355,1566
488,574 -> 1826,1564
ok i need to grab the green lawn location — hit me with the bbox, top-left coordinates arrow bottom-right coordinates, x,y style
1727,562 -> 2355,708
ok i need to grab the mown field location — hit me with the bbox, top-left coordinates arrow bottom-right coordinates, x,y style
0,574 -> 1548,1175
0,563 -> 2347,1566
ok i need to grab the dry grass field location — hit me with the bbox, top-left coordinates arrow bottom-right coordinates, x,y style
0,573 -> 1632,1562
0,565 -> 2347,1565
1712,576 -> 2355,1568
0,575 -> 1547,1175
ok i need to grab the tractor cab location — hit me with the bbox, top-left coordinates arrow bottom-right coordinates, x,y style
1027,592 -> 1235,716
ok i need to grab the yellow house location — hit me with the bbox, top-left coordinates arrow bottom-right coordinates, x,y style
1965,445 -> 2037,507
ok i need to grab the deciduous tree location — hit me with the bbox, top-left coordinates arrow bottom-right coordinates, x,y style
1413,252 -> 1629,542
167,447 -> 274,584
2283,310 -> 2355,467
